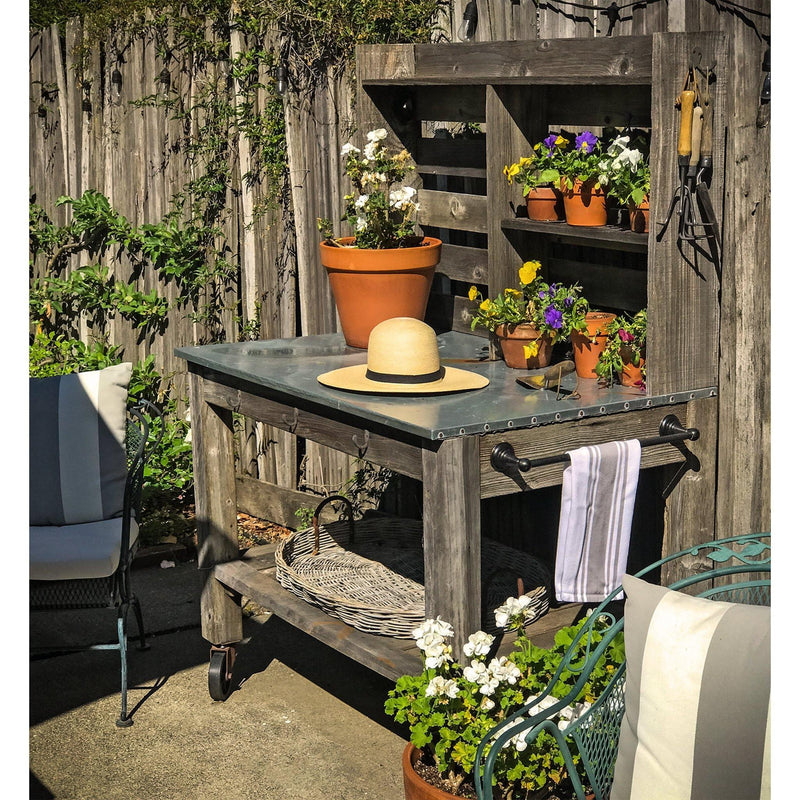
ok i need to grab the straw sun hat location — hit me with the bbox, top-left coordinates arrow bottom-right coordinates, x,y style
317,317 -> 489,395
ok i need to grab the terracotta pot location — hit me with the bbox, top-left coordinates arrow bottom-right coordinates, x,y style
629,196 -> 650,233
320,237 -> 441,349
561,178 -> 607,227
494,323 -> 554,370
402,743 -> 460,800
526,185 -> 564,222
620,348 -> 646,388
571,312 -> 616,378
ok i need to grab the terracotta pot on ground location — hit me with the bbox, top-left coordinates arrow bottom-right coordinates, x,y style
561,178 -> 607,227
629,196 -> 650,233
571,312 -> 616,378
402,743 -> 460,800
320,236 -> 441,349
494,323 -> 554,370
526,185 -> 564,222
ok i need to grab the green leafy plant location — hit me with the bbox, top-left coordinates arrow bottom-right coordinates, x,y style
469,260 -> 588,361
595,309 -> 647,387
504,133 -> 569,194
385,600 -> 625,798
556,130 -> 615,191
605,134 -> 650,208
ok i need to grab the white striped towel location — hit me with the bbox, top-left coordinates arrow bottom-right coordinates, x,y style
554,439 -> 642,603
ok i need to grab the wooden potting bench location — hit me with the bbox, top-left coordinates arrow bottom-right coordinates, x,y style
176,31 -> 728,695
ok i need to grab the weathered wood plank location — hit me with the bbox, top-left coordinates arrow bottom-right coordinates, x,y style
200,373 -> 424,480
189,372 -> 243,646
647,32 -> 727,395
425,292 -> 485,336
501,218 -> 648,253
235,474 -> 337,530
214,559 -> 422,680
436,243 -> 489,284
545,84 -> 651,128
417,189 -> 488,233
478,405 -> 692,498
422,436 -> 481,653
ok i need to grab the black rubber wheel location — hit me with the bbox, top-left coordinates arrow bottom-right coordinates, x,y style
208,649 -> 232,701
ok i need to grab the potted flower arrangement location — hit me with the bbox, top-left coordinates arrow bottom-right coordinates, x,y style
385,598 -> 625,800
557,131 -> 614,227
606,134 -> 651,233
318,128 -> 442,349
595,308 -> 647,389
504,134 -> 568,222
468,260 -> 587,370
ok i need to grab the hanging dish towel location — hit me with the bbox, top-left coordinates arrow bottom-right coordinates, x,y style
554,439 -> 642,602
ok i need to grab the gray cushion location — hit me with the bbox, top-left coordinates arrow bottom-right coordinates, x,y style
30,363 -> 133,525
611,574 -> 770,800
30,518 -> 140,580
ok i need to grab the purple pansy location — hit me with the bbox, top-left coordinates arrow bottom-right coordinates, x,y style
538,290 -> 547,299
575,130 -> 598,154
543,134 -> 558,156
549,283 -> 557,296
544,305 -> 563,329
565,296 -> 575,307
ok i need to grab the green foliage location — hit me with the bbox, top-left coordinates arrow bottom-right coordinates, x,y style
385,613 -> 625,797
595,309 -> 647,386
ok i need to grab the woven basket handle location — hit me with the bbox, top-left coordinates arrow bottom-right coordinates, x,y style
311,495 -> 355,556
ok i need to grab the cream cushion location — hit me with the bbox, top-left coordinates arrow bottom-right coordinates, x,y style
30,519 -> 139,581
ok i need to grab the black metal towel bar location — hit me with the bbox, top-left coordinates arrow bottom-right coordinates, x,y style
490,414 -> 700,474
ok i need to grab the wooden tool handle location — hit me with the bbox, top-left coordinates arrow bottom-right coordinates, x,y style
677,90 -> 695,157
690,106 -> 703,167
700,93 -> 714,159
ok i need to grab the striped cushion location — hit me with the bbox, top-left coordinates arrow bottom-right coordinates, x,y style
29,363 -> 133,526
611,575 -> 770,800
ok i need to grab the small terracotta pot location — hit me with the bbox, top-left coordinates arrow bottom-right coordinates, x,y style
494,323 -> 554,370
320,237 -> 441,349
629,196 -> 650,233
402,743 -> 460,800
526,185 -> 564,222
620,351 -> 646,387
571,312 -> 616,378
561,178 -> 607,227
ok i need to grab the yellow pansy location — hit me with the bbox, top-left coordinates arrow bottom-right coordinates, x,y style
507,163 -> 521,178
468,285 -> 478,301
518,157 -> 532,167
479,299 -> 492,313
523,341 -> 540,359
533,142 -> 542,152
518,260 -> 541,285
555,135 -> 568,149
504,288 -> 522,298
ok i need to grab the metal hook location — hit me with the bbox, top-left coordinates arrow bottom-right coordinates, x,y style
352,429 -> 370,456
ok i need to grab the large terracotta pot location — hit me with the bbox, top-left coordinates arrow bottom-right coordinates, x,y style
561,179 -> 607,227
320,236 -> 441,349
526,185 -> 564,222
494,323 -> 554,370
629,196 -> 650,233
571,312 -> 616,378
402,743 -> 460,800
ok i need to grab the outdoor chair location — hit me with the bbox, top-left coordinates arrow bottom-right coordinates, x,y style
29,364 -> 162,727
474,532 -> 771,800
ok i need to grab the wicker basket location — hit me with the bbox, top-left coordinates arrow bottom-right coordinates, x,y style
274,495 -> 552,639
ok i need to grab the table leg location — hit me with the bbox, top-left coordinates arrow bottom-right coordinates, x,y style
189,372 -> 243,646
422,436 -> 482,657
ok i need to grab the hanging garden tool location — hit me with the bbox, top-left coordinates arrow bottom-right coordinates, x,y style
694,63 -> 721,253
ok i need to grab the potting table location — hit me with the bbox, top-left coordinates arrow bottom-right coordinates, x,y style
176,331 -> 714,691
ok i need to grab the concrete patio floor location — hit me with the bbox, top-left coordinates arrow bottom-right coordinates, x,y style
29,553 -> 408,800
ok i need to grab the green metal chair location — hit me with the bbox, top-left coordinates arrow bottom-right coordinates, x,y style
30,380 -> 162,727
474,533 -> 771,800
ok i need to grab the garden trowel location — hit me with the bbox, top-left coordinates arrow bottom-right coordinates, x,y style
515,360 -> 577,398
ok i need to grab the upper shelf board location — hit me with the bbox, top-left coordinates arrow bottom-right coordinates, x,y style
358,35 -> 654,86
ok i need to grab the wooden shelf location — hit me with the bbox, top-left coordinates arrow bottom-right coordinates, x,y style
501,217 -> 649,253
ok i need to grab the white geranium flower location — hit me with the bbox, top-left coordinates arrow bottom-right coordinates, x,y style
463,659 -> 499,695
412,617 -> 454,642
425,676 -> 459,698
425,644 -> 452,669
526,694 -> 560,717
355,215 -> 368,231
494,595 -> 534,630
480,696 -> 495,711
340,142 -> 360,157
511,731 -> 529,752
463,631 -> 493,659
366,127 -> 388,142
363,140 -> 380,161
487,656 -> 521,685
354,194 -> 369,209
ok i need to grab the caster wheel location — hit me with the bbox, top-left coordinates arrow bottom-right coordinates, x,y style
208,647 -> 234,701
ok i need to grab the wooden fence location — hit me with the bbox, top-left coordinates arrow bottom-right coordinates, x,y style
29,0 -> 770,537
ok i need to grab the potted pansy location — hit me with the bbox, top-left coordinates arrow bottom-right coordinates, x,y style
557,130 -> 614,227
595,308 -> 647,388
468,260 -> 586,370
606,134 -> 651,233
504,134 -> 568,222
317,128 -> 441,349
386,597 -> 625,800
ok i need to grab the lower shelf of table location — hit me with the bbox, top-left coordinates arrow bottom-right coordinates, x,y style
213,544 -> 586,681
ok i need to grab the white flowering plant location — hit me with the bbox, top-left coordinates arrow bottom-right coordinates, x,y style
385,599 -> 625,798
317,128 -> 422,250
605,133 -> 650,208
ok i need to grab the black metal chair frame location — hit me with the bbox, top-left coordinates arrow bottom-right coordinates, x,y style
30,399 -> 163,727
